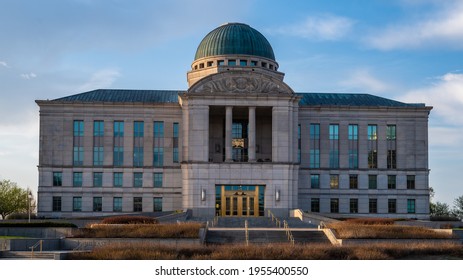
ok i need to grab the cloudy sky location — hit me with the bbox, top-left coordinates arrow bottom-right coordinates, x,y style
1,0 -> 462,206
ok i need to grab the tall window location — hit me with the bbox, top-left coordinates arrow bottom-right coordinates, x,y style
133,172 -> 143,188
73,172 -> 82,187
368,175 -> 377,189
93,121 -> 104,166
133,121 -> 144,167
407,199 -> 416,214
113,121 -> 124,166
388,199 -> 397,214
368,125 -> 378,168
153,172 -> 163,188
297,124 -> 301,163
330,198 -> 339,213
349,175 -> 358,189
53,172 -> 62,187
93,172 -> 103,187
173,122 -> 179,163
369,199 -> 378,213
133,197 -> 143,212
387,125 -> 397,169
309,124 -> 320,168
350,198 -> 358,213
93,197 -> 102,212
348,124 -> 358,169
311,198 -> 320,212
153,121 -> 164,167
52,197 -> 62,212
407,175 -> 415,189
73,120 -> 84,166
310,174 -> 320,189
113,172 -> 123,187
330,175 -> 339,189
73,197 -> 82,212
153,197 -> 163,212
113,197 -> 122,212
329,124 -> 339,168
388,175 -> 396,189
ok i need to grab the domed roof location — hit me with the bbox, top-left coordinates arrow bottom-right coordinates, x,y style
194,23 -> 275,61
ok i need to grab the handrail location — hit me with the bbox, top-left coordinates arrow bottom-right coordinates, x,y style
267,210 -> 281,228
29,240 -> 43,258
244,220 -> 249,246
73,241 -> 93,251
283,220 -> 295,246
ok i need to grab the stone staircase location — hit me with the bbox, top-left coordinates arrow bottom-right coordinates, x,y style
205,217 -> 329,245
0,251 -> 57,260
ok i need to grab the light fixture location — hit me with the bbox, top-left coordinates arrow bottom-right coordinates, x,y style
275,190 -> 280,202
201,189 -> 206,201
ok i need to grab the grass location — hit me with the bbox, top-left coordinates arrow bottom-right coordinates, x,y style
0,236 -> 28,239
0,221 -> 77,228
328,222 -> 452,239
72,223 -> 203,238
67,242 -> 463,260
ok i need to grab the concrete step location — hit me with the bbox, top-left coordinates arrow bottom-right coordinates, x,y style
0,251 -> 56,260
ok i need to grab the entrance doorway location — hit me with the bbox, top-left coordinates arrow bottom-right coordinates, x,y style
215,185 -> 265,217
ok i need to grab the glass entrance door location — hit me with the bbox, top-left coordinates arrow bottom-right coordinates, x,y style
215,185 -> 264,217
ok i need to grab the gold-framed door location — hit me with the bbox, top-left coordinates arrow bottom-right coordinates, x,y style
220,186 -> 259,217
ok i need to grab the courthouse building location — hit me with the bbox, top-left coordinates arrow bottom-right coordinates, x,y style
36,23 -> 432,219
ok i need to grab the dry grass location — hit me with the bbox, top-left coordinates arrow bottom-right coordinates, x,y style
343,218 -> 397,225
328,222 -> 452,239
67,242 -> 463,260
72,223 -> 202,238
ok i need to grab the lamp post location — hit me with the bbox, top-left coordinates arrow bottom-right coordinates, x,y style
28,190 -> 32,223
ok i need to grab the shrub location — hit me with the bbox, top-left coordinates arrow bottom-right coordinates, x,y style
73,223 -> 202,238
101,216 -> 158,224
67,242 -> 463,260
6,213 -> 37,220
0,222 -> 77,228
343,218 -> 397,225
430,216 -> 460,222
328,223 -> 452,239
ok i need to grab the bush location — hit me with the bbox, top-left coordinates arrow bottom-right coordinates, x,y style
328,223 -> 452,239
67,242 -> 463,260
6,213 -> 37,220
430,216 -> 460,222
101,216 -> 158,224
0,222 -> 77,228
343,218 -> 397,225
73,223 -> 202,238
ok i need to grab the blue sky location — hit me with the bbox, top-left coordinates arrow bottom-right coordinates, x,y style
1,0 -> 462,206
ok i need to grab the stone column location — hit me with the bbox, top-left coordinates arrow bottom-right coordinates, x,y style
248,106 -> 256,162
225,106 -> 233,162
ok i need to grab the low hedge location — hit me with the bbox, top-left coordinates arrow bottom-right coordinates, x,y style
0,222 -> 77,228
101,216 -> 158,225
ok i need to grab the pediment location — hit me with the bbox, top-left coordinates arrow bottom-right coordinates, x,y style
188,72 -> 294,95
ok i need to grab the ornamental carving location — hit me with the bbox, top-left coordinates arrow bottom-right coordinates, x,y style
191,75 -> 292,95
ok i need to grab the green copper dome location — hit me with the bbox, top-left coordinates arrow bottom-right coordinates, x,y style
194,23 -> 275,61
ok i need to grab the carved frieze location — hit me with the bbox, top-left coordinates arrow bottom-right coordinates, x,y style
191,74 -> 292,95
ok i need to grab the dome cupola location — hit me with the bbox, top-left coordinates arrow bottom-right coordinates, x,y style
187,23 -> 283,87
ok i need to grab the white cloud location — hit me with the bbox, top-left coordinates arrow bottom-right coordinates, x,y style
0,61 -> 8,68
20,72 -> 37,80
366,2 -> 463,50
400,73 -> 463,124
78,68 -> 121,92
340,69 -> 391,93
270,15 -> 354,41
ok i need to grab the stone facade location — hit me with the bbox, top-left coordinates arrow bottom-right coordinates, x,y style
36,23 -> 432,219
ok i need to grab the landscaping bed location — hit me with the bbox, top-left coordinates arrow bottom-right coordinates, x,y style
72,223 -> 203,239
66,242 -> 463,260
328,218 -> 453,239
